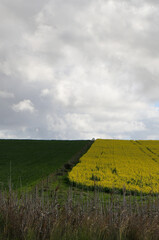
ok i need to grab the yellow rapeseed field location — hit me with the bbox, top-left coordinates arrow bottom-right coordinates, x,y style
68,139 -> 159,193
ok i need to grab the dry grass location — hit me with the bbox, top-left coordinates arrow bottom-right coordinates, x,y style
0,187 -> 159,240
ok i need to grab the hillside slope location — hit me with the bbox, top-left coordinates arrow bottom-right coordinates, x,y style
0,139 -> 90,189
69,139 -> 159,193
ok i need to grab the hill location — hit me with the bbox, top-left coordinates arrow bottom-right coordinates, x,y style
0,139 -> 90,189
69,139 -> 159,193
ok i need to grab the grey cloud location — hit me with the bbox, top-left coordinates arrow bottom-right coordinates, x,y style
0,90 -> 14,98
0,0 -> 159,139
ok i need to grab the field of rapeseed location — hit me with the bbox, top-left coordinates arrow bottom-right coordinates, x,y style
69,139 -> 159,194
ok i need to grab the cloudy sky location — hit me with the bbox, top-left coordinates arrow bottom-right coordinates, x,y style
1,0 -> 159,140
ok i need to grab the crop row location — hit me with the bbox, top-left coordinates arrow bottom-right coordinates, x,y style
69,139 -> 159,193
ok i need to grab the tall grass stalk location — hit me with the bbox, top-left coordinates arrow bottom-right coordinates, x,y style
0,186 -> 159,239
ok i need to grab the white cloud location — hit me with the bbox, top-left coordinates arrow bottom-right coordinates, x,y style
12,99 -> 35,113
16,56 -> 55,82
0,0 -> 159,139
40,88 -> 50,97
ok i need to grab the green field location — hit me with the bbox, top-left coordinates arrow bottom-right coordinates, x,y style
1,139 -> 159,240
0,139 -> 89,189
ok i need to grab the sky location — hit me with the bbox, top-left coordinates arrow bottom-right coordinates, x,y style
1,0 -> 159,140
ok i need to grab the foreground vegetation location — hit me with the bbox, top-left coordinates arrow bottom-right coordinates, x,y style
1,186 -> 159,240
0,139 -> 90,190
69,139 -> 159,194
